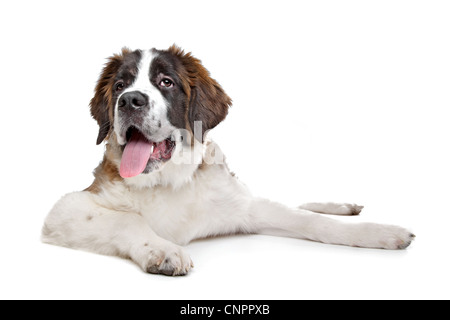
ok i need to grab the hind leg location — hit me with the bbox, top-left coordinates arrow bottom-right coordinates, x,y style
42,191 -> 193,276
299,202 -> 364,216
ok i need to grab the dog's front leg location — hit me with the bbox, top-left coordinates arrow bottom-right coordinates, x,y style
248,198 -> 415,249
298,202 -> 364,216
42,191 -> 193,275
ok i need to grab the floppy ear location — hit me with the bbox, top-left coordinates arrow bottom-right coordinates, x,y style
90,49 -> 129,145
168,45 -> 232,142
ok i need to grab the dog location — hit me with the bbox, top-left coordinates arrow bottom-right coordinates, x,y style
42,45 -> 415,276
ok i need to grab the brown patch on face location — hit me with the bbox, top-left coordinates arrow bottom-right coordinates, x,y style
166,45 -> 232,141
86,48 -> 144,192
90,48 -> 131,145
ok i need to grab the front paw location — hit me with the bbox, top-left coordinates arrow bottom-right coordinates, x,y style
378,225 -> 416,250
337,203 -> 364,216
356,223 -> 415,250
145,245 -> 193,276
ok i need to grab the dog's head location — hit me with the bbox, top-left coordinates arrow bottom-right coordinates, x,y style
90,46 -> 231,178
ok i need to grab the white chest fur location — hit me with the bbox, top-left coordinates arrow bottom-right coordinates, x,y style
95,163 -> 253,245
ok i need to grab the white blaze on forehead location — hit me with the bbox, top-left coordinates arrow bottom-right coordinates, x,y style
114,49 -> 174,145
130,49 -> 155,90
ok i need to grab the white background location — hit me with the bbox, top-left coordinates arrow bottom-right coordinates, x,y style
1,0 -> 449,300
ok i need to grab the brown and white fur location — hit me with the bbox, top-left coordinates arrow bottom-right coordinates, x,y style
42,46 -> 415,276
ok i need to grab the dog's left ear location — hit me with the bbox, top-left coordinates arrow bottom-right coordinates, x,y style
90,48 -> 129,145
168,45 -> 232,141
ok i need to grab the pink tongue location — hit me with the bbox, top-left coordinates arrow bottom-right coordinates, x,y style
119,131 -> 153,178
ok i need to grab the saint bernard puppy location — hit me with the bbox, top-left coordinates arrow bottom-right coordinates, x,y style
42,45 -> 415,276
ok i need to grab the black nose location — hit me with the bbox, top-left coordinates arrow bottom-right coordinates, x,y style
118,91 -> 148,109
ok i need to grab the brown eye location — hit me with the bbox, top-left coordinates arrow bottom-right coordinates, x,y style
160,78 -> 174,88
115,81 -> 125,92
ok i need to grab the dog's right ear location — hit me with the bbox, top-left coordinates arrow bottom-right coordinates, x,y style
90,48 -> 129,145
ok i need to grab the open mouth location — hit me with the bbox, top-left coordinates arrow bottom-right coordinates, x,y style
119,127 -> 176,178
